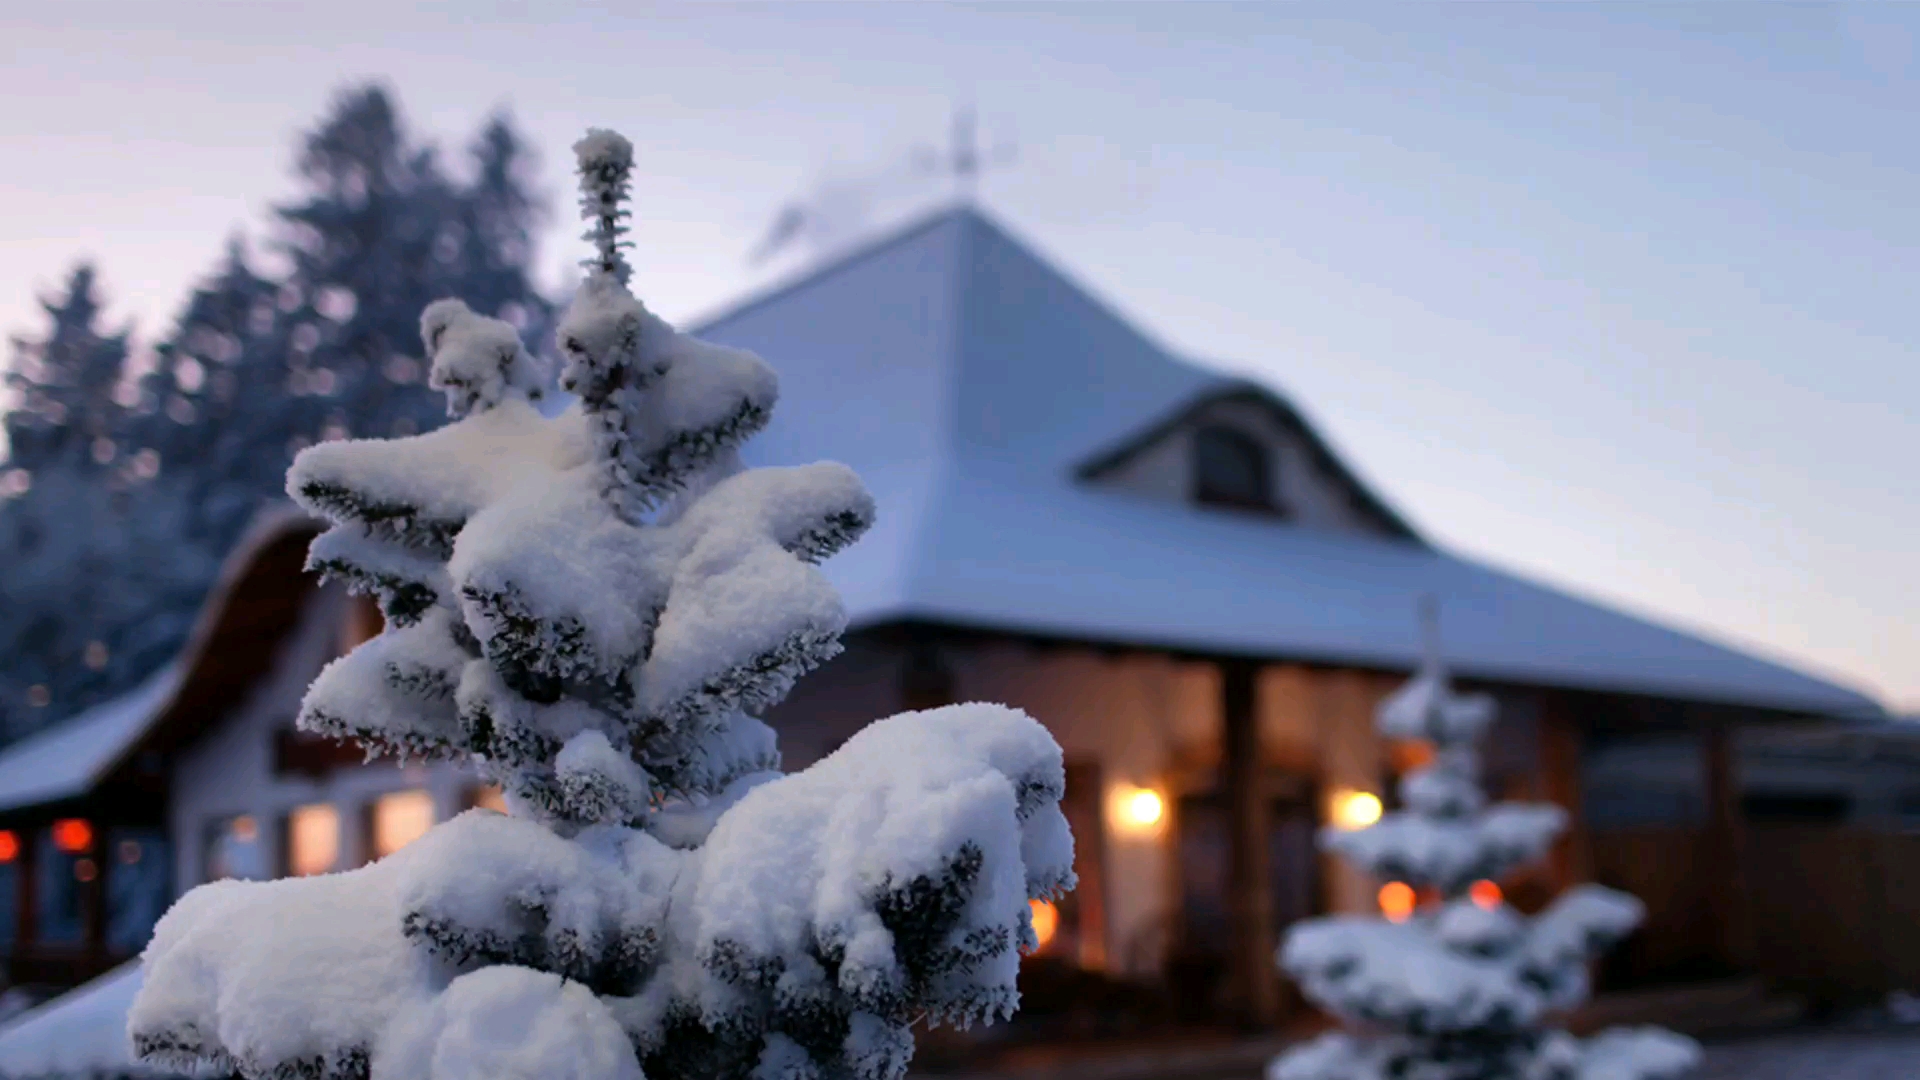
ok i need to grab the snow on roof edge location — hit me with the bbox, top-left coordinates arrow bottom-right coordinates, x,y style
0,664 -> 184,815
843,600 -> 1876,720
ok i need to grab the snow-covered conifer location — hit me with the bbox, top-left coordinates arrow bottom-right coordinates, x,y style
130,127 -> 1074,1080
1269,603 -> 1700,1080
0,266 -> 222,738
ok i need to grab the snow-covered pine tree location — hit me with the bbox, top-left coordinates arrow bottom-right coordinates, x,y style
1270,603 -> 1700,1080
0,467 -> 219,738
3,264 -> 133,476
272,85 -> 556,449
130,128 -> 1074,1080
0,264 -> 220,737
134,236 -> 287,545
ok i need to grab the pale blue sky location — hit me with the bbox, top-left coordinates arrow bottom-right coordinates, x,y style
2,2 -> 1913,710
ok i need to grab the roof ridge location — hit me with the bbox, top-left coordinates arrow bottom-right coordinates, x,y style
689,203 -> 993,336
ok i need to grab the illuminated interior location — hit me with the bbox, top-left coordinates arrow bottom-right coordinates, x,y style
1378,880 -> 1417,922
287,803 -> 341,877
370,789 -> 435,859
204,815 -> 264,881
1027,898 -> 1059,953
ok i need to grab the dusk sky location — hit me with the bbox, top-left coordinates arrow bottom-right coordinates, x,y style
3,3 -> 1914,711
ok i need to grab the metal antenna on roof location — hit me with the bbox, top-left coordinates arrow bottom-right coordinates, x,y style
911,104 -> 1017,204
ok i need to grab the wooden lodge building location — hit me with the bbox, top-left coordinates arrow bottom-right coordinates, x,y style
0,208 -> 1885,1068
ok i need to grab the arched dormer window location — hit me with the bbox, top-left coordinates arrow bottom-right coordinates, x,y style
1192,425 -> 1277,514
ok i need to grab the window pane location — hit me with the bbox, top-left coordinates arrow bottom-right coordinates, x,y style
204,815 -> 266,883
286,804 -> 340,877
36,827 -> 90,944
1193,426 -> 1270,509
106,829 -> 170,952
371,790 -> 434,859
0,830 -> 19,947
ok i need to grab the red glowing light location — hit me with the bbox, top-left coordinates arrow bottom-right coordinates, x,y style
1469,880 -> 1503,910
1379,881 -> 1417,922
51,819 -> 93,854
0,831 -> 17,863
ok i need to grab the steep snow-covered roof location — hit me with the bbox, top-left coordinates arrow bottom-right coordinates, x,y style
691,205 -> 1878,719
0,963 -> 149,1076
0,666 -> 180,815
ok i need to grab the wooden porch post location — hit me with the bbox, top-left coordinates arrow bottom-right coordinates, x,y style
84,823 -> 109,970
1701,720 -> 1754,971
17,826 -> 38,948
1540,695 -> 1592,890
1222,659 -> 1279,1028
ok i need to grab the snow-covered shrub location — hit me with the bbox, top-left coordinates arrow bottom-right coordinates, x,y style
1270,607 -> 1700,1080
129,128 -> 1074,1080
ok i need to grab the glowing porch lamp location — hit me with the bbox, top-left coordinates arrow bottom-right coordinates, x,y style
51,818 -> 93,854
1330,789 -> 1383,831
1110,784 -> 1165,837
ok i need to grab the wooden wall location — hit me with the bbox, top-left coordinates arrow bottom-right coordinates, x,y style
1744,826 -> 1920,1002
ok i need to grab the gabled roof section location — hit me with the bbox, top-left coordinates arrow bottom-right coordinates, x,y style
685,203 -> 1877,718
1074,381 -> 1425,543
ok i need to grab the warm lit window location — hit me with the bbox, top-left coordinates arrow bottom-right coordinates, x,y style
285,804 -> 340,877
106,828 -> 169,952
1026,899 -> 1059,954
39,824 -> 93,943
204,815 -> 265,882
1192,426 -> 1275,513
467,784 -> 508,813
338,594 -> 384,655
369,790 -> 434,859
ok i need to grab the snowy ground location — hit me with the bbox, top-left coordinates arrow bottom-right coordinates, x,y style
1692,1029 -> 1920,1079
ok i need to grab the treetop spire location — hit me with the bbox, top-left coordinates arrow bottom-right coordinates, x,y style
574,128 -> 635,287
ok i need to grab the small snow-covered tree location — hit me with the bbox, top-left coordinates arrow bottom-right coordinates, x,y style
1270,605 -> 1700,1080
130,128 -> 1074,1080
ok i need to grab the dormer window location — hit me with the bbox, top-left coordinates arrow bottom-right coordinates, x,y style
1192,425 -> 1276,514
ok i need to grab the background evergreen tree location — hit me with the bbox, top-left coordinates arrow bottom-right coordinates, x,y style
131,127 -> 1075,1080
1270,603 -> 1699,1080
134,237 -> 285,545
3,264 -> 133,476
268,85 -> 554,450
0,84 -> 556,740
0,266 -> 221,734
